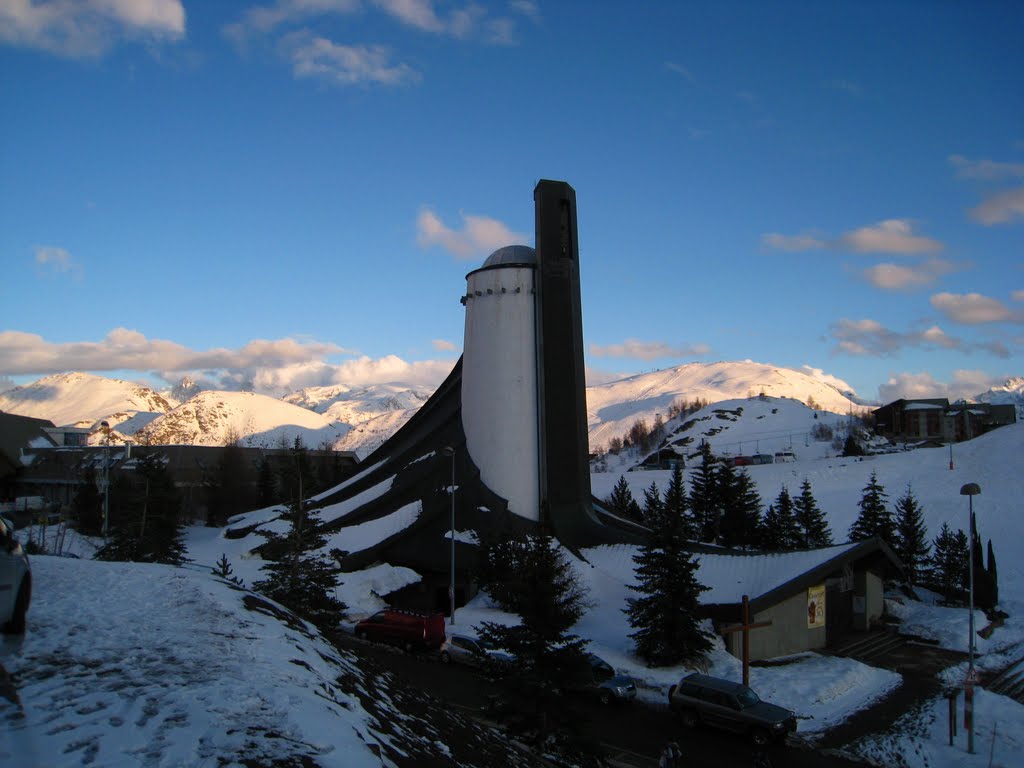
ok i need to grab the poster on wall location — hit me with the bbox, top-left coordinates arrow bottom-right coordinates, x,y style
807,584 -> 826,628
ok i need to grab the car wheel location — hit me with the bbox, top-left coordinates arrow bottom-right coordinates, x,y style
750,727 -> 771,747
3,580 -> 29,635
440,651 -> 451,664
680,709 -> 699,728
599,690 -> 612,706
357,630 -> 368,641
403,640 -> 414,653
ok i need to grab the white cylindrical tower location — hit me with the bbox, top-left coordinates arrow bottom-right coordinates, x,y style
461,245 -> 540,521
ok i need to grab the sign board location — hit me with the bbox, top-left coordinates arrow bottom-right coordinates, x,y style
807,584 -> 826,628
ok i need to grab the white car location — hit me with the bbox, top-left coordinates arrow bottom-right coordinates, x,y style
0,516 -> 31,634
439,634 -> 513,670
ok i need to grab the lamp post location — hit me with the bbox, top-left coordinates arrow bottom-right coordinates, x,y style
442,446 -> 456,625
960,481 -> 981,754
100,420 -> 111,539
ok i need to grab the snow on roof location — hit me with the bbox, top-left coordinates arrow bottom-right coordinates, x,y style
319,475 -> 395,525
582,541 -> 861,606
311,457 -> 387,501
905,402 -> 944,410
322,501 -> 421,555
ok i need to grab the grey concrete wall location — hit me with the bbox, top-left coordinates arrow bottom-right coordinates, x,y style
727,589 -> 826,662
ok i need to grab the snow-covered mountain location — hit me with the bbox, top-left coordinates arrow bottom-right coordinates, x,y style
976,377 -> 1024,409
585,361 -> 867,452
282,383 -> 432,426
136,390 -> 350,448
0,372 -> 177,430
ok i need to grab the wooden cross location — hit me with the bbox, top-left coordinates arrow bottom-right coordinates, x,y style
720,594 -> 772,687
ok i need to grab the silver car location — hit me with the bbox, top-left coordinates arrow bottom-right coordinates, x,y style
1,516 -> 31,634
439,634 -> 513,670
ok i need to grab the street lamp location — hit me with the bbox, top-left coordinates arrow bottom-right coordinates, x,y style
960,481 -> 981,754
100,421 -> 111,538
442,446 -> 456,625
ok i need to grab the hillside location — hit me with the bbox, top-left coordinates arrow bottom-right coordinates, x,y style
0,372 -> 177,429
283,382 -> 432,426
585,361 -> 865,451
136,390 -> 350,447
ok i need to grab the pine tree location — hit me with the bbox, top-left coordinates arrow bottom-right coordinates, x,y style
987,540 -> 999,607
624,484 -> 712,667
719,468 -> 762,549
206,441 -> 256,527
663,461 -> 697,540
253,499 -> 347,627
256,455 -> 278,506
689,442 -> 720,543
793,478 -> 832,549
642,482 -> 664,528
477,528 -> 590,737
893,486 -> 929,585
605,475 -> 643,524
212,553 -> 244,587
96,453 -> 186,564
928,523 -> 970,602
971,527 -> 997,611
72,465 -> 104,536
759,487 -> 801,551
848,471 -> 895,544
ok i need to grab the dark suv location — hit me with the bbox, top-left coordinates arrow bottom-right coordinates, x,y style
668,673 -> 796,745
354,609 -> 446,652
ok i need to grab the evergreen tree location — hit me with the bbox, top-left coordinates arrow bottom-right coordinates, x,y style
477,528 -> 590,737
624,483 -> 712,667
256,455 -> 278,506
96,453 -> 186,564
842,434 -> 866,457
759,487 -> 801,551
253,498 -> 347,628
928,523 -> 969,602
642,482 -> 664,528
212,553 -> 244,587
719,468 -> 762,549
848,471 -> 895,544
206,441 -> 256,527
689,443 -> 720,543
604,475 -> 643,524
663,461 -> 697,540
971,527 -> 997,611
72,465 -> 104,536
987,540 -> 999,607
892,486 -> 930,585
793,478 -> 832,549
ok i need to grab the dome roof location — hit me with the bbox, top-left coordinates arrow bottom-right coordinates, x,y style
482,245 -> 536,268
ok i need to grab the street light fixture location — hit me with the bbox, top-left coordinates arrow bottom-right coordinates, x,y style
100,421 -> 111,538
441,446 -> 456,625
959,481 -> 981,754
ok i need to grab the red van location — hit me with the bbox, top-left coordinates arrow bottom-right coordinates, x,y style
354,609 -> 446,652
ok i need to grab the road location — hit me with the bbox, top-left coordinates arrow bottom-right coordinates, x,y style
329,631 -> 871,768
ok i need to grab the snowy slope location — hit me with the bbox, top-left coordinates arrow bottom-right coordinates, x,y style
283,382 -> 431,424
136,390 -> 350,447
0,372 -> 177,428
0,556 -> 530,768
586,361 -> 867,451
330,408 -> 420,459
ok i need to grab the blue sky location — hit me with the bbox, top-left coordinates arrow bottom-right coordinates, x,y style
1,0 -> 1022,404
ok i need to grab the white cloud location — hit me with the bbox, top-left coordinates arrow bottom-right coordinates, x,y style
798,365 -> 859,397
286,33 -> 421,87
837,219 -> 943,255
0,328 -> 455,397
970,187 -> 1024,225
0,328 -> 348,377
509,0 -> 540,23
763,220 -> 943,255
861,257 -> 959,291
761,232 -> 826,252
588,339 -> 711,361
1013,290 -> 1024,302
431,339 -> 457,352
34,245 -> 83,279
949,154 -> 1024,181
0,0 -> 185,58
416,207 -> 529,260
878,370 -> 1007,403
226,0 -> 358,41
831,317 -> 1015,360
930,292 -> 1024,325
665,61 -> 694,82
373,0 -> 445,33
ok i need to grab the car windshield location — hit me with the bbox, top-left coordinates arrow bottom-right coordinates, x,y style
737,688 -> 760,708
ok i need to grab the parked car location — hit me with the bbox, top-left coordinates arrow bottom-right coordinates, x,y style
0,516 -> 31,635
565,653 -> 637,705
668,672 -> 796,745
439,633 -> 513,670
353,608 -> 446,652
